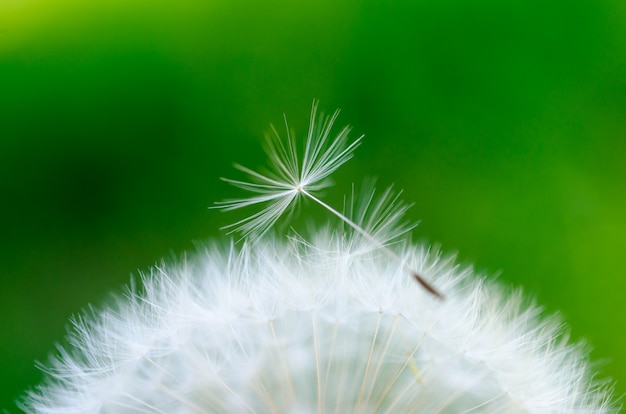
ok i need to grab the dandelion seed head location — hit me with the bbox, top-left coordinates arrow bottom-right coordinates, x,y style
20,232 -> 617,413
20,102 -> 618,413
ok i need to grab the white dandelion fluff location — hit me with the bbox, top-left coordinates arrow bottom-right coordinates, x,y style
20,235 -> 617,413
20,103 -> 617,413
213,100 -> 362,240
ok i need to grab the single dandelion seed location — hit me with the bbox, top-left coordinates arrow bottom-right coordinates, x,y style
213,101 -> 444,299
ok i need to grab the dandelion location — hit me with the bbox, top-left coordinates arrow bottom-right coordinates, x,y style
20,233 -> 617,413
20,104 -> 617,413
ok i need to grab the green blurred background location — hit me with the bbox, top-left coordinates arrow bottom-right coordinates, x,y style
1,0 -> 625,410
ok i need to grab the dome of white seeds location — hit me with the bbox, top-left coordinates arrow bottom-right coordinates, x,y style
22,233 -> 614,413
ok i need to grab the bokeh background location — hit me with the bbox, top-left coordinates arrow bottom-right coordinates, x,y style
1,0 -> 625,410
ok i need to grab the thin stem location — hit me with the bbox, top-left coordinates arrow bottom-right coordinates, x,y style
354,311 -> 383,414
311,310 -> 323,414
301,190 -> 444,299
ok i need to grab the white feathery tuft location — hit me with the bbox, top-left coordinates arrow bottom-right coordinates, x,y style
213,100 -> 361,240
20,102 -> 618,413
